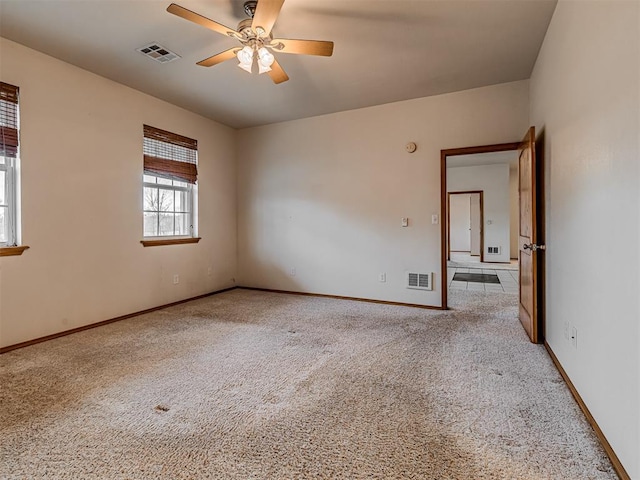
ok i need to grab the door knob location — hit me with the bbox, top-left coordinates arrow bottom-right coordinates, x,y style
524,243 -> 546,251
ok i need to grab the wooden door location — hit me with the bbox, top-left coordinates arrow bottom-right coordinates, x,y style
518,127 -> 542,343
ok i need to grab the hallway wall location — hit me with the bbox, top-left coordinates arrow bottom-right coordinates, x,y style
447,164 -> 511,263
529,1 -> 639,476
509,164 -> 518,259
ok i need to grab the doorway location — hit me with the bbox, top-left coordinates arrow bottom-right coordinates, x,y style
440,142 -> 520,309
440,131 -> 544,344
448,191 -> 484,262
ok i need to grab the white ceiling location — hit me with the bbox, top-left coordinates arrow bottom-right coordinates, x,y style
0,0 -> 557,129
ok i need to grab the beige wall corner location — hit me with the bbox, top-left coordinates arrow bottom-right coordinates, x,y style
237,80 -> 529,306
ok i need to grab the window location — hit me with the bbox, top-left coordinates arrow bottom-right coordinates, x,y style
142,125 -> 198,239
0,82 -> 20,247
143,175 -> 192,237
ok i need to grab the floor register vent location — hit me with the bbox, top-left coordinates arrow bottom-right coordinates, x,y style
407,272 -> 433,291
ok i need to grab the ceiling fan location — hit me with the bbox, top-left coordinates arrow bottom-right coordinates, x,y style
167,0 -> 334,84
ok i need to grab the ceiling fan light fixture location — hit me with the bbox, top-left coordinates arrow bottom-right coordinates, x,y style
238,61 -> 253,73
237,45 -> 254,65
167,0 -> 334,84
257,47 -> 275,68
258,63 -> 272,74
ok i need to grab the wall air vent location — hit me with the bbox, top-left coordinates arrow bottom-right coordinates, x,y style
137,43 -> 181,63
487,246 -> 501,255
407,272 -> 433,291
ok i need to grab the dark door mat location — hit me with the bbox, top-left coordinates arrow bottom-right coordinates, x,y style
453,273 -> 501,284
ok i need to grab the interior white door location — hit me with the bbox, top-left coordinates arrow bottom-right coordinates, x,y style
470,193 -> 481,256
449,194 -> 471,252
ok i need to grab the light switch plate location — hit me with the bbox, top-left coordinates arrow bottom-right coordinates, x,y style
402,218 -> 409,227
431,214 -> 439,224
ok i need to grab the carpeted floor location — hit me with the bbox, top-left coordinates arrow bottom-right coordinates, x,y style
0,289 -> 616,479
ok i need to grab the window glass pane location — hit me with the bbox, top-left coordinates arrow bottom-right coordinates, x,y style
175,213 -> 189,236
157,177 -> 172,186
159,213 -> 175,236
143,174 -> 157,183
0,170 -> 5,205
174,180 -> 187,188
143,187 -> 159,212
175,189 -> 189,212
158,188 -> 174,213
0,207 -> 7,243
144,212 -> 158,237
0,157 -> 5,165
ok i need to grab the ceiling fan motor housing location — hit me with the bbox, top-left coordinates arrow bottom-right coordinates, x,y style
236,18 -> 273,45
237,18 -> 253,34
243,1 -> 257,18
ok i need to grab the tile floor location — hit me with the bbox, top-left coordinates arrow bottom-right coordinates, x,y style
447,252 -> 519,294
448,266 -> 519,294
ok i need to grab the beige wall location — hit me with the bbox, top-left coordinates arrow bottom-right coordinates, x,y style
237,81 -> 529,306
509,164 -> 518,259
530,1 -> 639,476
0,39 -> 237,348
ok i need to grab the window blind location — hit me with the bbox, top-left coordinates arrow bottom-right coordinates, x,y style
0,82 -> 19,158
143,125 -> 198,184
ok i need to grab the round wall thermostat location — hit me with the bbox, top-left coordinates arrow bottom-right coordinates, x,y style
405,142 -> 417,153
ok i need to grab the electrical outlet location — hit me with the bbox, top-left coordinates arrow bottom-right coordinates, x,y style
401,217 -> 409,227
571,327 -> 578,349
207,267 -> 212,276
431,214 -> 439,225
290,267 -> 296,276
173,274 -> 179,285
378,273 -> 386,283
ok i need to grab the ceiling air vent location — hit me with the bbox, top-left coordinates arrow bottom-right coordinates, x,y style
137,43 -> 180,63
407,272 -> 433,291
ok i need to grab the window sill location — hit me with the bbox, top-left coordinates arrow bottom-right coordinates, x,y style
140,237 -> 201,247
0,245 -> 30,257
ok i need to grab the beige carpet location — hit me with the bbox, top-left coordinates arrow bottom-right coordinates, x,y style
0,289 -> 615,479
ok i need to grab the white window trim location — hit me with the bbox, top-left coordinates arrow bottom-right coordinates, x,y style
0,156 -> 17,247
142,175 -> 196,238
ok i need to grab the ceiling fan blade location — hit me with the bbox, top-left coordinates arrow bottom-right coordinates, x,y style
268,59 -> 289,84
252,0 -> 285,37
271,39 -> 334,57
167,3 -> 238,37
197,48 -> 238,67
